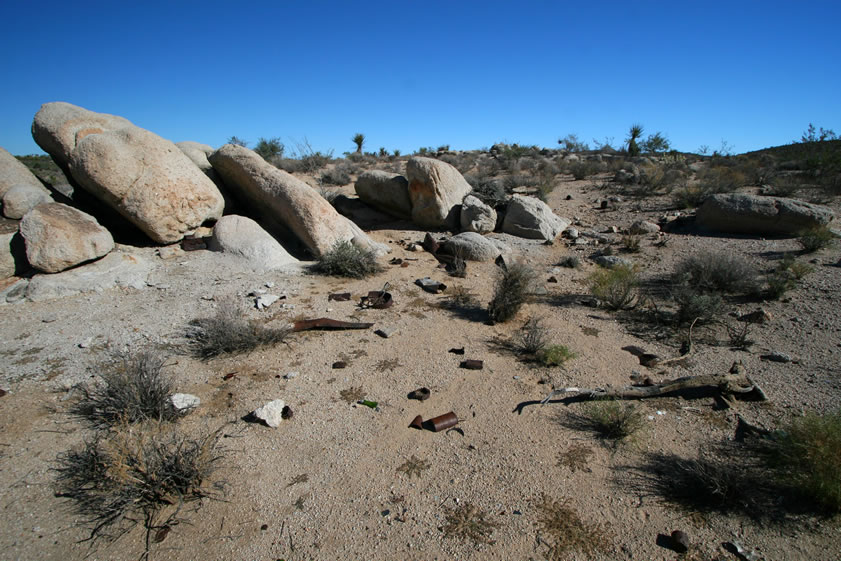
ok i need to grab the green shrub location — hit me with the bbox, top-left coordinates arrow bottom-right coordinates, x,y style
319,163 -> 352,186
254,137 -> 284,161
777,254 -> 813,279
568,161 -> 601,180
313,240 -> 383,279
488,263 -> 536,323
673,286 -> 724,324
588,265 -> 638,310
186,298 -> 291,359
570,400 -> 644,441
673,251 -> 759,294
799,225 -> 835,253
671,183 -> 712,208
760,410 -> 841,512
765,271 -> 797,300
539,344 -> 576,367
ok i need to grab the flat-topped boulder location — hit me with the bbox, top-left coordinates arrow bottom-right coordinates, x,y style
31,102 -> 224,244
25,251 -> 150,302
501,194 -> 570,240
406,157 -> 472,229
696,193 -> 834,236
19,203 -> 114,273
209,144 -> 386,258
439,232 -> 510,261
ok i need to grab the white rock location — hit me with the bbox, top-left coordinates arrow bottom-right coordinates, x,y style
170,393 -> 201,412
255,294 -> 280,309
253,399 -> 286,428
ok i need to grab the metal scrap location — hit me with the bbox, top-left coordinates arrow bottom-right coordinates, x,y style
291,318 -> 374,332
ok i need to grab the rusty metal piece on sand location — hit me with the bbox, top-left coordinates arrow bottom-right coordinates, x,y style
222,372 -> 237,381
332,361 -> 347,369
460,359 -> 483,370
407,387 -> 431,401
292,318 -> 374,332
426,412 -> 458,432
415,277 -> 447,294
421,232 -> 439,254
360,291 -> 393,309
401,262 -> 409,268
181,237 -> 207,251
449,347 -> 465,355
328,292 -> 352,302
409,415 -> 424,429
389,258 -> 403,265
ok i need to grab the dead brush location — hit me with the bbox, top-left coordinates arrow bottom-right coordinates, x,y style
488,262 -> 537,323
72,350 -> 178,428
514,316 -> 549,355
186,297 -> 290,359
563,400 -> 645,442
533,494 -> 608,559
441,502 -> 499,545
53,423 -> 226,543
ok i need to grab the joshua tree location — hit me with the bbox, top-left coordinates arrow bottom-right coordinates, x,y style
352,133 -> 365,154
626,124 -> 644,157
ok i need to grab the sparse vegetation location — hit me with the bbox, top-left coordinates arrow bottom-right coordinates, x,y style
71,351 -> 177,428
514,316 -> 549,355
488,263 -> 536,323
538,344 -> 576,367
441,503 -> 499,544
621,235 -> 641,253
186,298 -> 291,359
777,254 -> 813,279
396,455 -> 430,478
313,240 -> 383,279
352,133 -> 365,154
588,265 -> 639,310
319,163 -> 352,186
673,251 -> 759,294
557,443 -> 594,473
673,286 -> 724,324
626,124 -> 644,157
569,400 -> 645,441
254,137 -> 284,161
533,494 -> 608,559
557,255 -> 581,268
339,386 -> 365,403
798,225 -> 835,253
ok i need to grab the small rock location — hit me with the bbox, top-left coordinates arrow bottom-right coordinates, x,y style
593,255 -> 632,268
170,393 -> 200,412
565,227 -> 579,239
157,245 -> 183,260
375,327 -> 398,338
78,337 -> 93,349
255,294 -> 280,309
283,371 -> 299,379
763,352 -> 792,363
670,530 -> 690,553
629,220 -> 660,235
253,399 -> 286,428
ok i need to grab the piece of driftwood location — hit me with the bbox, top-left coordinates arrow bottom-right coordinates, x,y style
291,318 -> 373,332
541,361 -> 767,405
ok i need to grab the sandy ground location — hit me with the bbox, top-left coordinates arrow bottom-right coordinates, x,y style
1,172 -> 840,561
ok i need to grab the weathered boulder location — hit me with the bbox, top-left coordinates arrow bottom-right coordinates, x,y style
3,183 -> 53,219
208,144 -> 383,257
406,157 -> 472,229
354,170 -> 411,218
19,203 -> 114,273
439,232 -> 510,262
32,102 -> 224,243
594,255 -> 632,269
0,147 -> 46,199
501,194 -> 570,240
629,220 -> 660,235
460,194 -> 497,234
208,215 -> 298,271
25,251 -> 150,302
176,141 -> 235,207
696,193 -> 834,236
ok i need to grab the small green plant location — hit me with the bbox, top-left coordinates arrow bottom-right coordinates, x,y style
798,225 -> 835,253
588,265 -> 638,310
54,424 -> 224,542
254,137 -> 284,161
777,254 -> 813,279
760,410 -> 841,512
621,235 -> 641,253
539,344 -> 576,367
72,351 -> 177,428
227,136 -> 248,147
186,298 -> 290,359
313,240 -> 383,279
441,503 -> 499,544
533,494 -> 608,558
576,400 -> 644,441
515,316 -> 549,355
488,263 -> 537,323
557,255 -> 581,268
673,286 -> 724,324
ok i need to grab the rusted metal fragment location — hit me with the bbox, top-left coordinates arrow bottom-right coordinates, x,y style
409,415 -> 424,429
328,292 -> 351,301
359,291 -> 393,309
291,318 -> 373,332
449,347 -> 465,355
460,359 -> 483,370
426,412 -> 458,432
408,387 -> 430,401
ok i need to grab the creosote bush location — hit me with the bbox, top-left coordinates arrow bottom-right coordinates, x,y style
573,400 -> 645,441
187,298 -> 291,359
798,225 -> 835,253
488,263 -> 537,323
313,239 -> 383,279
72,351 -> 177,427
588,265 -> 639,310
673,251 -> 759,294
54,424 -> 225,541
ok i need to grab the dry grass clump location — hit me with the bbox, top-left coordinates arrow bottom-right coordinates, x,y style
673,251 -> 759,294
54,424 -> 225,541
441,502 -> 499,544
514,316 -> 549,355
621,234 -> 642,253
186,298 -> 290,359
533,494 -> 608,559
72,351 -> 177,428
488,263 -> 537,323
557,255 -> 581,268
312,239 -> 384,279
588,265 -> 639,310
564,400 -> 644,441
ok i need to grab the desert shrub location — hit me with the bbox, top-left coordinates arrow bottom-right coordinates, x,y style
799,224 -> 835,253
54,424 -> 224,541
620,235 -> 641,253
319,163 -> 352,186
538,344 -> 576,367
441,502 -> 498,544
758,410 -> 841,512
465,175 -> 508,208
557,133 -> 590,152
566,400 -> 644,441
515,317 -> 549,355
568,161 -> 601,180
557,255 -> 581,268
673,251 -> 759,294
254,137 -> 284,161
186,298 -> 291,359
777,254 -> 813,279
317,186 -> 341,205
698,166 -> 746,193
765,271 -> 797,300
588,265 -> 638,310
533,494 -> 608,558
671,183 -> 713,208
447,248 -> 467,279
445,285 -> 479,309
72,351 -> 177,428
626,124 -> 644,156
725,320 -> 753,349
488,263 -> 537,323
673,286 -> 724,324
313,240 -> 383,279
766,174 -> 800,197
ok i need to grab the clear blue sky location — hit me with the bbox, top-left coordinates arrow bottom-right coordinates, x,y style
2,1 -> 839,156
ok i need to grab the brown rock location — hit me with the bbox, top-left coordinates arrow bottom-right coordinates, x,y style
406,157 -> 472,229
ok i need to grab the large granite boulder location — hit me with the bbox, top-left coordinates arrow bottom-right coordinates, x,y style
0,147 -> 44,199
208,215 -> 298,271
3,183 -> 54,219
696,193 -> 834,236
32,102 -> 224,244
406,157 -> 472,229
438,231 -> 510,262
354,170 -> 411,218
501,194 -> 570,240
25,251 -> 150,302
19,203 -> 114,273
208,144 -> 385,258
460,194 -> 497,234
